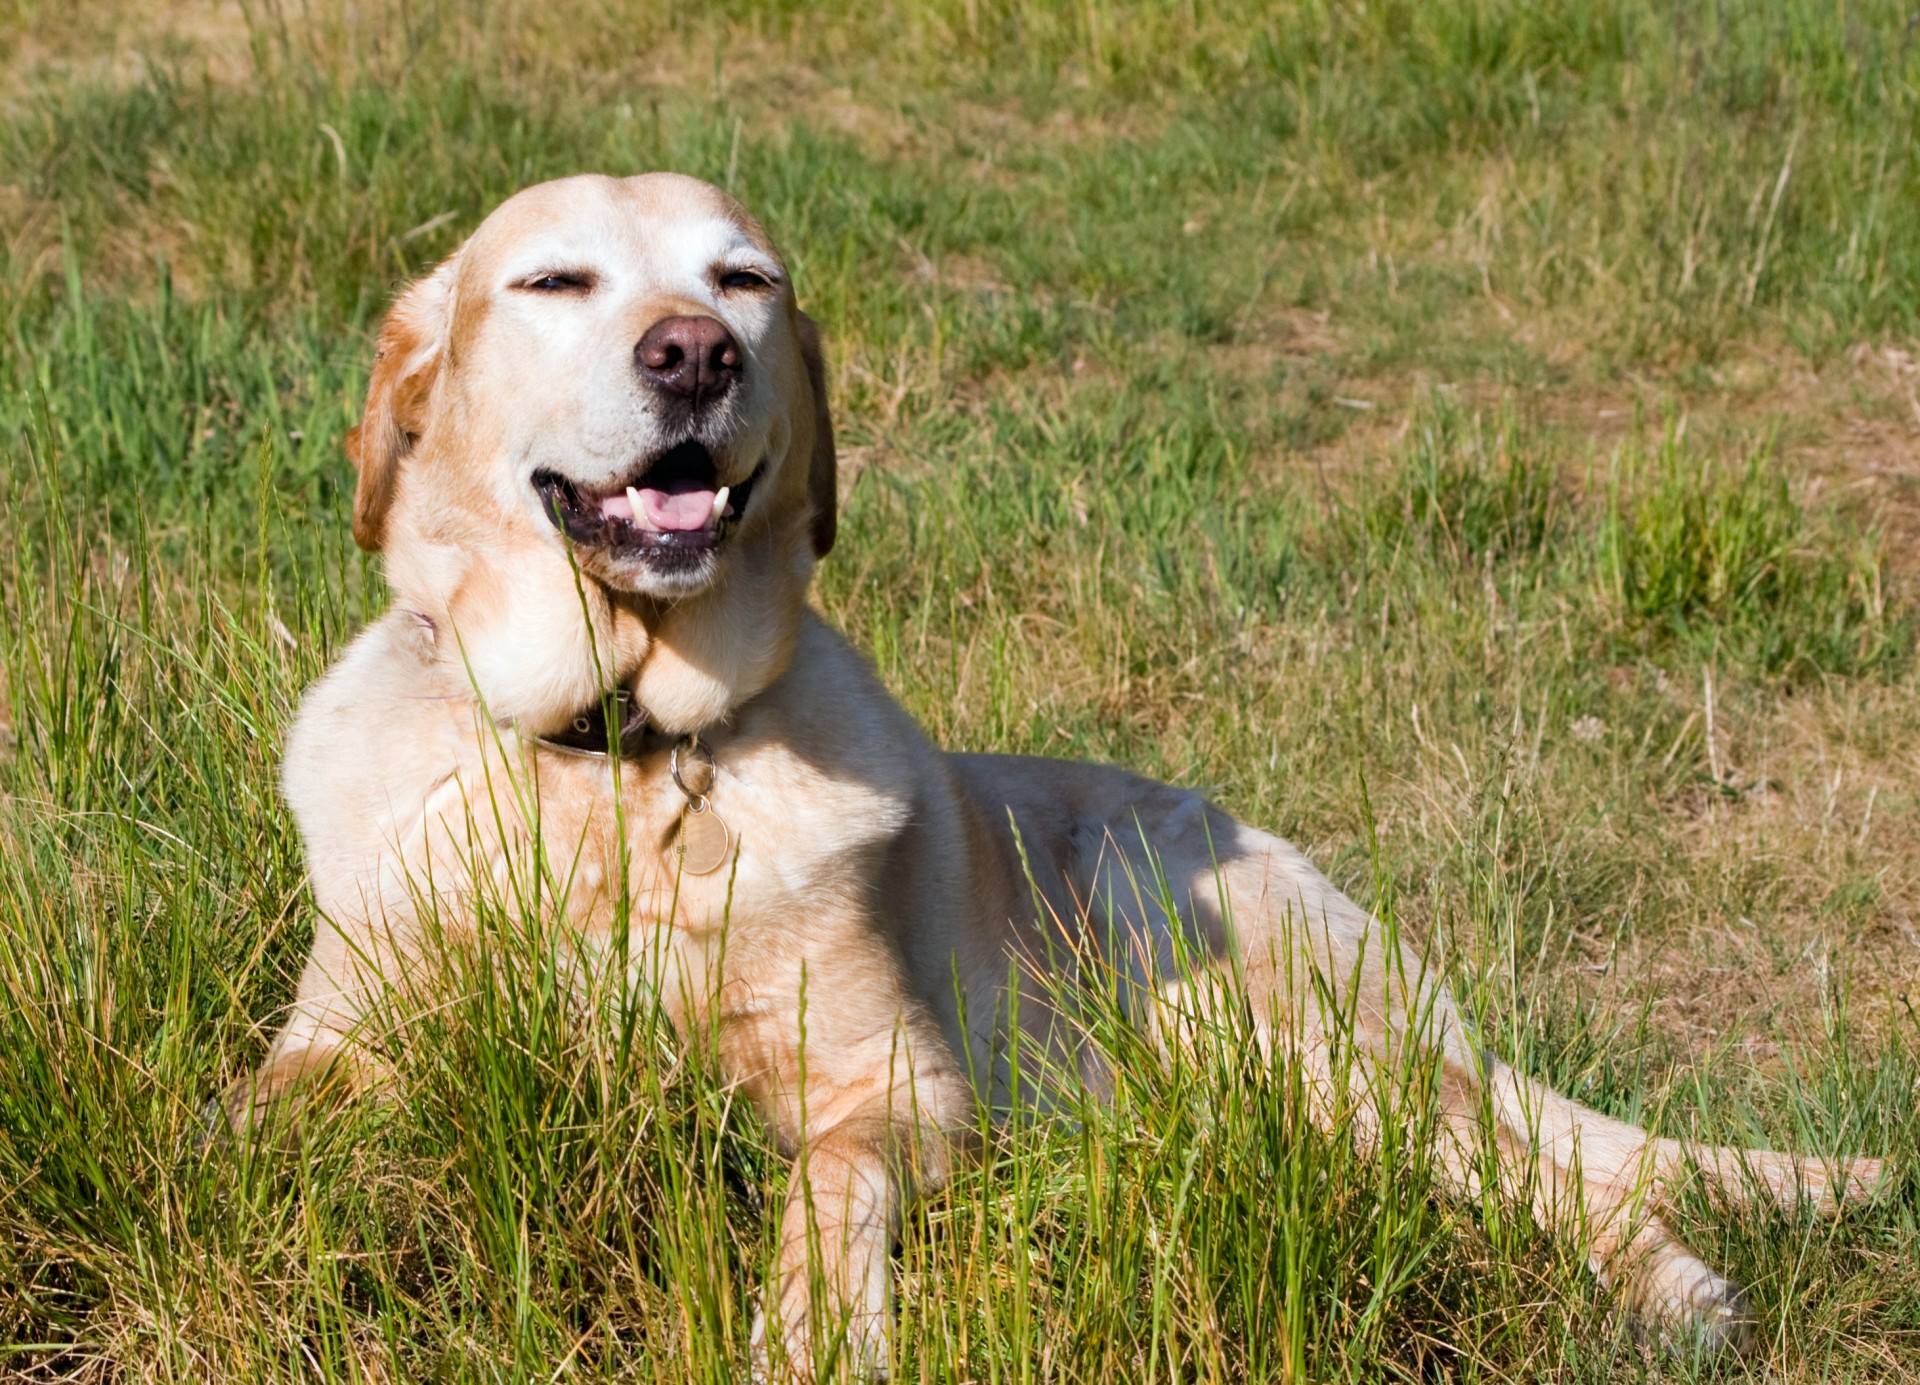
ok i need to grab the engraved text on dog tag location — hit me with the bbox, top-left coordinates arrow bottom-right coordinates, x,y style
675,801 -> 733,876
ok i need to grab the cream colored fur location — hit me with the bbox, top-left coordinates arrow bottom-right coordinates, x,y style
230,173 -> 1885,1376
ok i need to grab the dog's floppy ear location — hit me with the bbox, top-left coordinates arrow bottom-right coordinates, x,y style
347,254 -> 459,551
796,311 -> 837,559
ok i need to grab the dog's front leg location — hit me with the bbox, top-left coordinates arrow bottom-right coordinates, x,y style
730,971 -> 970,1379
759,1116 -> 906,1378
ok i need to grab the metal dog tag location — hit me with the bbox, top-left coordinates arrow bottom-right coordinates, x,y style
675,800 -> 733,876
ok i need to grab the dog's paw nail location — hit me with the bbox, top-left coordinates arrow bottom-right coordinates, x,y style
194,1088 -> 241,1152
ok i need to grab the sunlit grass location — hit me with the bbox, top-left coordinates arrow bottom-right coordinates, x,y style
2,1 -> 1918,1379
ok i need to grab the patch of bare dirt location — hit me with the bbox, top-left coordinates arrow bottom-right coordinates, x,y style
1577,677 -> 1920,1064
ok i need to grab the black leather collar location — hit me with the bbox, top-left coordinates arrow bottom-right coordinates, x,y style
535,690 -> 663,760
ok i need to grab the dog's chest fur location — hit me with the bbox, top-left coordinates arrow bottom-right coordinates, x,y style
287,610 -> 929,1031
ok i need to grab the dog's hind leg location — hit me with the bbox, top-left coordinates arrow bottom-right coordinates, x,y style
1095,803 -> 1879,1351
1475,1057 -> 1886,1346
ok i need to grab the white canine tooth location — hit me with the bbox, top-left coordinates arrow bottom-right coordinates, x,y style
710,486 -> 731,525
625,485 -> 643,519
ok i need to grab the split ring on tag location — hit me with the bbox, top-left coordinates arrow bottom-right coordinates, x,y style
670,736 -> 715,798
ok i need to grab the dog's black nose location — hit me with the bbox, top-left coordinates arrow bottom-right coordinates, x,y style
636,315 -> 740,405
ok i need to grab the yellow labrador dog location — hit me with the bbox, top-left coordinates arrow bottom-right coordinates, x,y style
233,172 -> 1882,1372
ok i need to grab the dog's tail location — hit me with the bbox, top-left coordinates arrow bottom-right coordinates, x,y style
1646,1127 -> 1886,1213
1483,1058 -> 1887,1215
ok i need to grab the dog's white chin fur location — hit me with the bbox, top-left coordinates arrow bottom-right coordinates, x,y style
576,545 -> 724,601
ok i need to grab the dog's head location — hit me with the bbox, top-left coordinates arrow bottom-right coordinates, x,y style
350,173 -> 834,603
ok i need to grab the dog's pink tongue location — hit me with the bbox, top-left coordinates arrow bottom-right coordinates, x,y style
640,485 -> 715,532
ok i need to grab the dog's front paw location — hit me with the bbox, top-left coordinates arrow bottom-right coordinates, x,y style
748,1276 -> 889,1382
200,1067 -> 281,1147
198,1035 -> 376,1151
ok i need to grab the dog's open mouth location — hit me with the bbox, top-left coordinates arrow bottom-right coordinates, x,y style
532,442 -> 760,554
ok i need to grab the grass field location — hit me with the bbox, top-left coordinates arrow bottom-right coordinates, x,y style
2,1 -> 1919,1379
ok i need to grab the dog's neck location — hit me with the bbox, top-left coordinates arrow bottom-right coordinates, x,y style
386,491 -> 812,739
623,522 -> 813,734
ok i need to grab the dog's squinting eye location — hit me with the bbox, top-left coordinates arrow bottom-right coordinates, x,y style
718,268 -> 774,292
519,271 -> 595,294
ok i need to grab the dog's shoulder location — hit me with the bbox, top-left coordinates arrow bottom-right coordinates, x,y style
282,606 -> 491,912
285,607 -> 454,774
715,613 -> 942,854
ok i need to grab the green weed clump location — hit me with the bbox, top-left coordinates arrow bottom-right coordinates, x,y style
1599,441 -> 1903,677
1349,401 -> 1560,565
